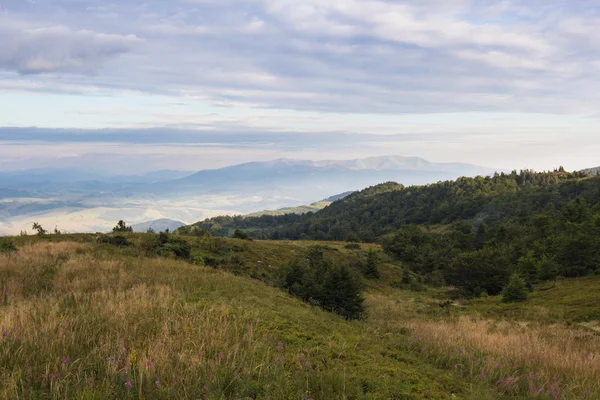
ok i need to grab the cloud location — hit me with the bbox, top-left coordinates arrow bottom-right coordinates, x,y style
0,21 -> 140,74
1,0 -> 600,115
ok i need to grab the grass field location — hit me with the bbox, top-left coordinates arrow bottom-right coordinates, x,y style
0,234 -> 598,399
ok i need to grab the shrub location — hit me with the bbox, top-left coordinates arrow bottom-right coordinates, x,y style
140,232 -> 191,260
446,248 -> 511,297
0,238 -> 17,253
97,235 -> 131,247
279,247 -> 364,319
426,269 -> 446,287
502,274 -> 529,303
344,243 -> 361,250
232,229 -> 249,240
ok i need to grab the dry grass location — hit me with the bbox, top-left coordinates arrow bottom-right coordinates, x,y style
367,292 -> 600,399
0,243 -> 331,399
0,240 -> 466,399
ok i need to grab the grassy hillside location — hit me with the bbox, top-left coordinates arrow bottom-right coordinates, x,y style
1,234 -> 599,399
245,201 -> 332,218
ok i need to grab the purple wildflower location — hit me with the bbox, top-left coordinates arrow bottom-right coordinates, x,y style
146,361 -> 152,368
125,381 -> 132,389
62,356 -> 70,364
479,371 -> 486,379
218,353 -> 224,360
155,379 -> 161,388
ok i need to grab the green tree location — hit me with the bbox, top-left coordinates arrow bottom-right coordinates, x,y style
362,250 -> 380,279
538,256 -> 560,282
320,265 -> 364,320
446,248 -> 511,297
232,229 -> 249,240
113,220 -> 133,233
32,222 -> 47,236
517,251 -> 538,290
502,274 -> 529,303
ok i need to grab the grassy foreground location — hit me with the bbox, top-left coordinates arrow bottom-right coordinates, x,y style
0,234 -> 599,399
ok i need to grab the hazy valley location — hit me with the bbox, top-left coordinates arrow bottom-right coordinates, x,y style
0,155 -> 496,235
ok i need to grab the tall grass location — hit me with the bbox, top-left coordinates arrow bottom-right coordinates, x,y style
367,293 -> 600,399
0,241 -> 465,399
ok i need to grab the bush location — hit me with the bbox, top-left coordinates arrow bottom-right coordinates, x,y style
502,274 -> 529,303
232,229 -> 249,240
140,232 -> 191,260
344,243 -> 361,250
426,269 -> 446,288
279,247 -> 364,319
97,235 -> 131,247
0,238 -> 17,253
446,248 -> 511,297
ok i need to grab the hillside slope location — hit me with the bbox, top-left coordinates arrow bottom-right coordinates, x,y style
181,169 -> 598,241
1,234 -> 598,399
0,237 -> 470,399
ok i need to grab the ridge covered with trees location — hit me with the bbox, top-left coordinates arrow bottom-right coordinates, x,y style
179,168 -> 600,296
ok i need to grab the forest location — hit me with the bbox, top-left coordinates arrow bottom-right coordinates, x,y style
178,168 -> 600,297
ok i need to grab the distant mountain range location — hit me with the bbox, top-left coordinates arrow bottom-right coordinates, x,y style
582,167 -> 600,175
246,191 -> 355,217
131,219 -> 186,233
0,155 -> 498,235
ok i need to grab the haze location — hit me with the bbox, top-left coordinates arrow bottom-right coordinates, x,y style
1,1 -> 600,173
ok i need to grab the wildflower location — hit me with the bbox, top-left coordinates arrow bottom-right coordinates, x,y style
479,370 -> 486,379
277,341 -> 284,351
453,364 -> 458,370
62,356 -> 70,364
552,392 -> 557,399
146,361 -> 152,368
198,353 -> 203,360
128,349 -> 137,365
51,371 -> 59,381
218,353 -> 224,360
281,356 -> 285,361
125,381 -> 132,389
530,387 -> 536,394
155,379 -> 161,388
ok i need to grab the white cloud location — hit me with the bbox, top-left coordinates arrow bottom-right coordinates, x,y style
0,20 -> 141,74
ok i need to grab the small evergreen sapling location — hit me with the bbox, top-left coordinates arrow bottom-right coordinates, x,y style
502,274 -> 529,303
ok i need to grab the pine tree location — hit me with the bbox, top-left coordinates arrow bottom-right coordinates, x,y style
502,274 -> 529,303
321,265 -> 364,320
363,250 -> 380,279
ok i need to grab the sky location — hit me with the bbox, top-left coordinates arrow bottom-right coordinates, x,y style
1,0 -> 599,173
